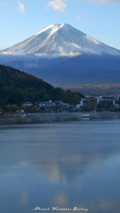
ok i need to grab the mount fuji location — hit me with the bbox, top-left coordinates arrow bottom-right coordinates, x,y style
1,23 -> 120,95
1,23 -> 120,56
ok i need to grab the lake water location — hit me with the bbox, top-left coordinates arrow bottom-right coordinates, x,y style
0,116 -> 120,213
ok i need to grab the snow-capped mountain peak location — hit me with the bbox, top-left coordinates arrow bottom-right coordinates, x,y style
36,24 -> 61,35
35,23 -> 72,38
1,23 -> 120,56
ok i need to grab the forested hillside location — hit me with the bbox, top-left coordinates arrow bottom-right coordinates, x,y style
0,65 -> 83,105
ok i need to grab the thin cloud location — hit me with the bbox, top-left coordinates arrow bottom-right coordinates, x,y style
17,1 -> 26,14
48,0 -> 66,11
75,14 -> 80,22
88,0 -> 120,3
100,0 -> 120,2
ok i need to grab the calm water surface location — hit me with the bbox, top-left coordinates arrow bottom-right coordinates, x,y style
0,118 -> 120,213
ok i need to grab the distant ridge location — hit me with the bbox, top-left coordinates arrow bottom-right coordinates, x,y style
1,23 -> 120,56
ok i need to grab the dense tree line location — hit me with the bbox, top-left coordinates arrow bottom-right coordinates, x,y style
0,65 -> 84,105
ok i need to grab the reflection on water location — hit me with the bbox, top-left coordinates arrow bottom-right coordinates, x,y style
1,112 -> 120,125
0,118 -> 120,213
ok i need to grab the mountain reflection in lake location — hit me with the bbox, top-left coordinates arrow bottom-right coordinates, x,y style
0,119 -> 120,213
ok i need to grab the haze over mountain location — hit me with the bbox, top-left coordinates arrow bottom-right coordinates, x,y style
1,23 -> 120,56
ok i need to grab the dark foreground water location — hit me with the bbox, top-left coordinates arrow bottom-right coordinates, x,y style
0,117 -> 120,213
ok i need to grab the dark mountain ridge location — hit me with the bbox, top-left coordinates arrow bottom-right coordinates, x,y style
0,64 -> 83,105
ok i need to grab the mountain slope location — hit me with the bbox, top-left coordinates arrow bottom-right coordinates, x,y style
1,54 -> 120,85
1,23 -> 120,56
0,64 -> 83,105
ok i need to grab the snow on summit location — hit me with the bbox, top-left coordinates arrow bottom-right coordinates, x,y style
1,23 -> 120,56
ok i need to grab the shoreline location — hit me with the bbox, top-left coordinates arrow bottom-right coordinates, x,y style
1,111 -> 120,125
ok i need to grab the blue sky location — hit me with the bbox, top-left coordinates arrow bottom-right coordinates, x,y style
0,0 -> 120,50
